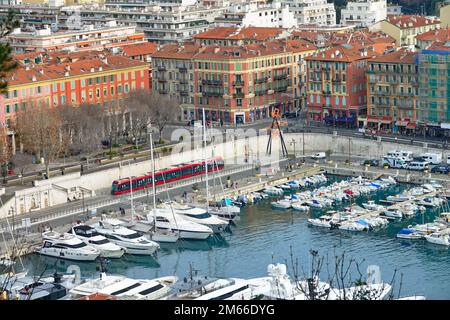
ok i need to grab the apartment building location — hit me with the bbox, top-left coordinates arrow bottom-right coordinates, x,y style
417,41 -> 450,137
416,27 -> 450,49
193,27 -> 287,46
120,42 -> 159,88
341,0 -> 387,28
305,44 -> 377,127
373,15 -> 440,46
280,0 -> 336,26
365,48 -> 419,134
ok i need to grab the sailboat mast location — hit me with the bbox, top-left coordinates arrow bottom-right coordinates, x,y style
202,108 -> 209,213
150,128 -> 157,232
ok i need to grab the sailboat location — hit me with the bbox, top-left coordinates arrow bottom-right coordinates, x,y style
126,129 -> 179,243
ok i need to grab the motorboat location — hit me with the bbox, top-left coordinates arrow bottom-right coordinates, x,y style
307,215 -> 332,228
386,194 -> 415,203
160,202 -> 230,232
263,186 -> 283,196
424,232 -> 450,246
338,221 -> 370,232
146,209 -> 213,240
38,231 -> 100,262
68,272 -> 177,300
291,202 -> 309,212
271,199 -> 292,210
194,278 -> 269,300
287,181 -> 300,189
383,207 -> 403,219
327,283 -> 392,300
397,295 -> 426,300
396,228 -> 425,240
279,184 -> 292,192
92,219 -> 159,255
68,224 -> 124,259
362,201 -> 384,211
416,196 -> 445,208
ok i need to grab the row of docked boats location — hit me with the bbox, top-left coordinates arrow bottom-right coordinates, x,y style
269,175 -> 397,212
3,261 -> 417,301
396,212 -> 450,246
36,199 -> 243,262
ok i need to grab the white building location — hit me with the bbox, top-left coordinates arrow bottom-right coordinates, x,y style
387,4 -> 402,15
341,0 -> 387,27
215,1 -> 297,28
0,0 -> 22,5
279,0 -> 336,26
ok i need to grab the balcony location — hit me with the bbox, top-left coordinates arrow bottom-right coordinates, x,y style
157,66 -> 167,72
267,89 -> 274,94
273,73 -> 288,81
202,79 -> 222,86
233,80 -> 244,87
178,66 -> 188,72
274,86 -> 288,93
254,89 -> 268,96
202,91 -> 223,97
180,90 -> 189,96
254,77 -> 267,84
157,77 -> 168,82
322,90 -> 332,96
158,88 -> 169,94
179,79 -> 188,84
233,92 -> 245,98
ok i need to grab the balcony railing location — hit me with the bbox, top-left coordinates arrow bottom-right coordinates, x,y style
233,92 -> 245,98
202,91 -> 223,97
179,79 -> 188,84
202,79 -> 222,86
233,80 -> 244,86
157,66 -> 167,71
254,89 -> 268,96
178,66 -> 188,72
158,88 -> 169,94
157,78 -> 168,82
180,90 -> 189,96
273,73 -> 288,81
322,90 -> 332,95
274,86 -> 288,93
254,77 -> 267,84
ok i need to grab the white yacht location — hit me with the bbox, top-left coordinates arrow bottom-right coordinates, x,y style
271,199 -> 292,210
194,278 -> 269,300
307,215 -> 333,228
362,200 -> 384,211
68,224 -> 124,259
146,209 -> 213,240
161,204 -> 228,233
38,231 -> 100,262
92,219 -> 159,255
68,272 -> 177,300
383,207 -> 403,219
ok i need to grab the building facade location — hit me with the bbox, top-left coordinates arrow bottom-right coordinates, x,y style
416,27 -> 450,49
0,52 -> 150,129
280,0 -> 336,26
373,15 -> 440,46
418,42 -> 450,136
341,0 -> 387,28
305,45 -> 375,127
6,23 -> 145,54
365,48 -> 419,134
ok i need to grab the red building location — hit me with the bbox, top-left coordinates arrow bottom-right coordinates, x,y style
305,44 -> 377,127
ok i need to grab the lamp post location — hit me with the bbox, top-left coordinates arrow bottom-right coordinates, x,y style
290,138 -> 297,159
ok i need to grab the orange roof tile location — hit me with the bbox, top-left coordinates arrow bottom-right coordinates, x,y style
122,42 -> 159,58
367,47 -> 418,64
416,27 -> 450,42
305,44 -> 377,62
426,40 -> 450,51
151,43 -> 202,59
386,15 -> 440,29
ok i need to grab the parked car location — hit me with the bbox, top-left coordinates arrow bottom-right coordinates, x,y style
362,159 -> 379,167
407,161 -> 429,171
311,152 -> 326,160
282,112 -> 298,119
431,165 -> 450,174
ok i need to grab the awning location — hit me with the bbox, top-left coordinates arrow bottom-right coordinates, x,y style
308,108 -> 323,114
441,123 -> 450,129
379,119 -> 393,124
406,123 -> 416,129
367,118 -> 379,123
396,120 -> 409,126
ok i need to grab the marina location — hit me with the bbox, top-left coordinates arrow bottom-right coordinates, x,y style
2,172 -> 450,300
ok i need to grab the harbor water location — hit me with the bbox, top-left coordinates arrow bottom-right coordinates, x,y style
20,175 -> 450,299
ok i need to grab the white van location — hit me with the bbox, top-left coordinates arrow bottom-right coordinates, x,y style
311,152 -> 326,160
382,157 -> 408,169
420,153 -> 442,165
407,161 -> 429,171
386,150 -> 413,161
447,155 -> 450,165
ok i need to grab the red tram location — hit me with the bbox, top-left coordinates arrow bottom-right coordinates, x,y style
111,156 -> 225,195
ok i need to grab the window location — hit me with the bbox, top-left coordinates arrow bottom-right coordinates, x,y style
53,83 -> 57,91
110,75 -> 114,82
342,97 -> 346,106
71,92 -> 76,102
81,79 -> 85,87
71,80 -> 75,89
5,105 -> 10,113
60,82 -> 65,90
110,87 -> 114,95
96,89 -> 100,98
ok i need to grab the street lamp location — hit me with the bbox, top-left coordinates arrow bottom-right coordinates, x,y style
290,138 -> 297,158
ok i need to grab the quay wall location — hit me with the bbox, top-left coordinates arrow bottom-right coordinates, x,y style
1,132 -> 448,219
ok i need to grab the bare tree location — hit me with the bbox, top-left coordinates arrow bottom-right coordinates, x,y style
14,104 -> 68,177
10,152 -> 34,185
0,125 -> 11,183
124,90 -> 178,144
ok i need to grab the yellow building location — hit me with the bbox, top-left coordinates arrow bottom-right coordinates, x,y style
374,15 -> 440,46
441,4 -> 450,28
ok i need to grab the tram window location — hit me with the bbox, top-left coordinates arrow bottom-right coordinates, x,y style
182,166 -> 193,176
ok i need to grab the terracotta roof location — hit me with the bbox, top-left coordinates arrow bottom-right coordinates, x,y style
151,43 -> 202,59
305,44 -> 377,62
367,47 -> 418,64
426,40 -> 450,52
290,31 -> 330,42
386,15 -> 440,29
286,39 -> 317,53
7,52 -> 148,86
193,27 -> 284,41
416,27 -> 450,42
330,31 -> 395,46
122,42 -> 159,57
